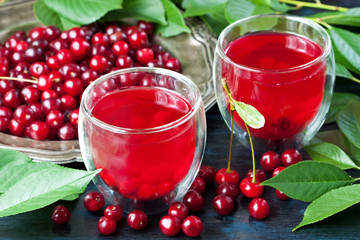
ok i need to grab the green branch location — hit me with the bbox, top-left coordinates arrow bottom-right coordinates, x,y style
279,0 -> 348,12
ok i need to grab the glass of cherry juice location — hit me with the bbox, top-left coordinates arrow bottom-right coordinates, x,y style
79,67 -> 206,214
213,14 -> 335,151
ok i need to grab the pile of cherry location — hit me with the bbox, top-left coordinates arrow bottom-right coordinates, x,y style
0,21 -> 181,140
51,149 -> 302,237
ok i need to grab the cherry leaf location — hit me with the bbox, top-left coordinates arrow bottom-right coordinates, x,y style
304,142 -> 359,170
33,0 -> 63,29
261,161 -> 355,202
231,100 -> 265,129
183,0 -> 227,17
326,91 -> 360,124
293,184 -> 360,231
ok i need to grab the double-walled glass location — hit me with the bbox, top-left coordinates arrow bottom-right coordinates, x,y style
213,14 -> 335,151
79,67 -> 206,214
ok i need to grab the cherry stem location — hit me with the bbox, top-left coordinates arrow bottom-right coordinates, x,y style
278,0 -> 348,12
0,76 -> 37,84
226,109 -> 234,174
244,123 -> 256,183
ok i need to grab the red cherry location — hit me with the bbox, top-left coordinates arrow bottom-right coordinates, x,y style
0,116 -> 10,132
104,205 -> 123,222
248,198 -> 270,220
275,189 -> 289,200
29,121 -> 50,140
137,20 -> 154,35
51,205 -> 70,224
183,189 -> 205,212
216,182 -> 239,201
90,55 -> 108,73
46,110 -> 64,128
13,105 -> 35,125
168,201 -> 189,221
246,168 -> 267,182
260,151 -> 281,172
70,38 -> 91,61
281,149 -> 302,167
91,32 -> 110,47
181,215 -> 203,237
97,216 -> 117,235
126,210 -> 148,230
165,58 -> 181,72
212,195 -> 234,216
190,176 -> 206,194
159,215 -> 181,237
41,89 -> 58,101
197,165 -> 216,183
21,85 -> 40,104
58,123 -> 77,140
83,191 -> 105,211
64,78 -> 84,96
128,30 -> 148,49
60,95 -> 77,110
112,41 -> 129,56
37,75 -> 53,91
115,55 -> 133,69
9,118 -> 25,137
56,49 -> 73,66
215,168 -> 240,185
240,177 -> 264,199
69,109 -> 79,126
136,48 -> 154,65
272,166 -> 286,177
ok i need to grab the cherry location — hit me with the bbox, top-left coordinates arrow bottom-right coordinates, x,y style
126,210 -> 148,230
47,55 -> 61,70
15,41 -> 28,52
213,194 -> 234,216
28,27 -> 45,41
29,103 -> 44,121
90,43 -> 107,57
246,168 -> 267,182
97,216 -> 117,235
112,41 -> 129,56
24,46 -> 43,63
9,118 -> 25,137
136,48 -> 154,65
281,149 -> 302,167
57,123 -> 76,140
5,36 -> 20,50
248,198 -> 270,220
92,32 -> 110,47
69,109 -> 79,126
60,95 -> 77,110
216,182 -> 239,201
3,89 -> 22,109
0,106 -> 13,119
37,75 -> 53,90
109,32 -> 125,45
275,189 -> 289,200
165,58 -> 181,72
81,69 -> 99,86
190,176 -> 206,194
104,205 -> 123,222
90,55 -> 108,73
83,191 -> 105,211
215,168 -> 240,185
15,62 -> 30,72
51,205 -> 70,224
64,78 -> 84,96
14,105 -> 35,125
168,201 -> 189,221
49,39 -> 70,52
30,39 -> 49,52
240,177 -> 264,199
21,86 -> 40,105
11,51 -> 25,66
0,79 -> 16,95
41,89 -> 58,101
159,215 -> 181,237
59,63 -> 81,79
128,30 -> 148,49
70,38 -> 91,61
68,27 -> 86,41
183,189 -> 205,212
0,116 -> 10,132
115,55 -> 133,69
56,49 -> 73,66
260,151 -> 281,172
46,110 -> 64,128
105,25 -> 121,36
272,166 -> 286,177
29,121 -> 50,140
44,25 -> 61,42
137,20 -> 154,35
182,215 -> 203,237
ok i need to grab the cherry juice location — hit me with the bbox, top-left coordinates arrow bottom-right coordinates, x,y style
222,31 -> 326,140
89,87 -> 196,201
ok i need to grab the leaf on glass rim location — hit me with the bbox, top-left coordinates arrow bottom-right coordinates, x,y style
315,130 -> 360,166
43,0 -> 122,25
261,161 -> 355,202
156,0 -> 191,37
336,99 -> 360,149
329,27 -> 360,73
225,0 -> 273,23
103,0 -> 166,25
304,142 -> 359,170
0,158 -> 101,217
34,0 -> 63,29
200,7 -> 228,36
325,91 -> 360,124
183,0 -> 227,17
293,184 -> 360,231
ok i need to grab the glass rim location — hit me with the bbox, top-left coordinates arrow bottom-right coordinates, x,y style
216,13 -> 332,75
80,67 -> 202,134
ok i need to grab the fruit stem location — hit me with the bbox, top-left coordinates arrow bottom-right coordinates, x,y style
226,109 -> 234,174
244,123 -> 256,183
278,0 -> 348,12
0,76 -> 37,84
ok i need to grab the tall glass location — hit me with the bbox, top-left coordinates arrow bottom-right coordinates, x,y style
213,14 -> 335,151
79,67 -> 206,214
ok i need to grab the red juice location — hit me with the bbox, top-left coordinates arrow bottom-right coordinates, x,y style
89,87 -> 196,200
222,31 -> 326,140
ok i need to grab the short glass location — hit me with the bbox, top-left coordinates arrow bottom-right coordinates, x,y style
213,14 -> 335,151
78,67 -> 206,214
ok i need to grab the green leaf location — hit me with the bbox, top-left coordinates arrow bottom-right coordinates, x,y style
200,7 -> 228,36
183,0 -> 227,17
0,148 -> 31,169
60,16 -> 80,30
336,100 -> 360,149
335,63 -> 357,80
103,0 -> 166,25
225,0 -> 255,23
305,142 -> 359,170
33,0 -> 63,29
309,10 -> 360,27
251,0 -> 295,12
156,0 -> 191,37
329,27 -> 360,74
261,161 -> 355,202
43,0 -> 122,25
315,130 -> 360,166
293,184 -> 360,231
232,100 -> 265,129
325,91 -> 360,123
0,158 -> 100,217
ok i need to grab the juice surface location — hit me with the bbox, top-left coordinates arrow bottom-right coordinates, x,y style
223,32 -> 326,140
89,87 -> 196,200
